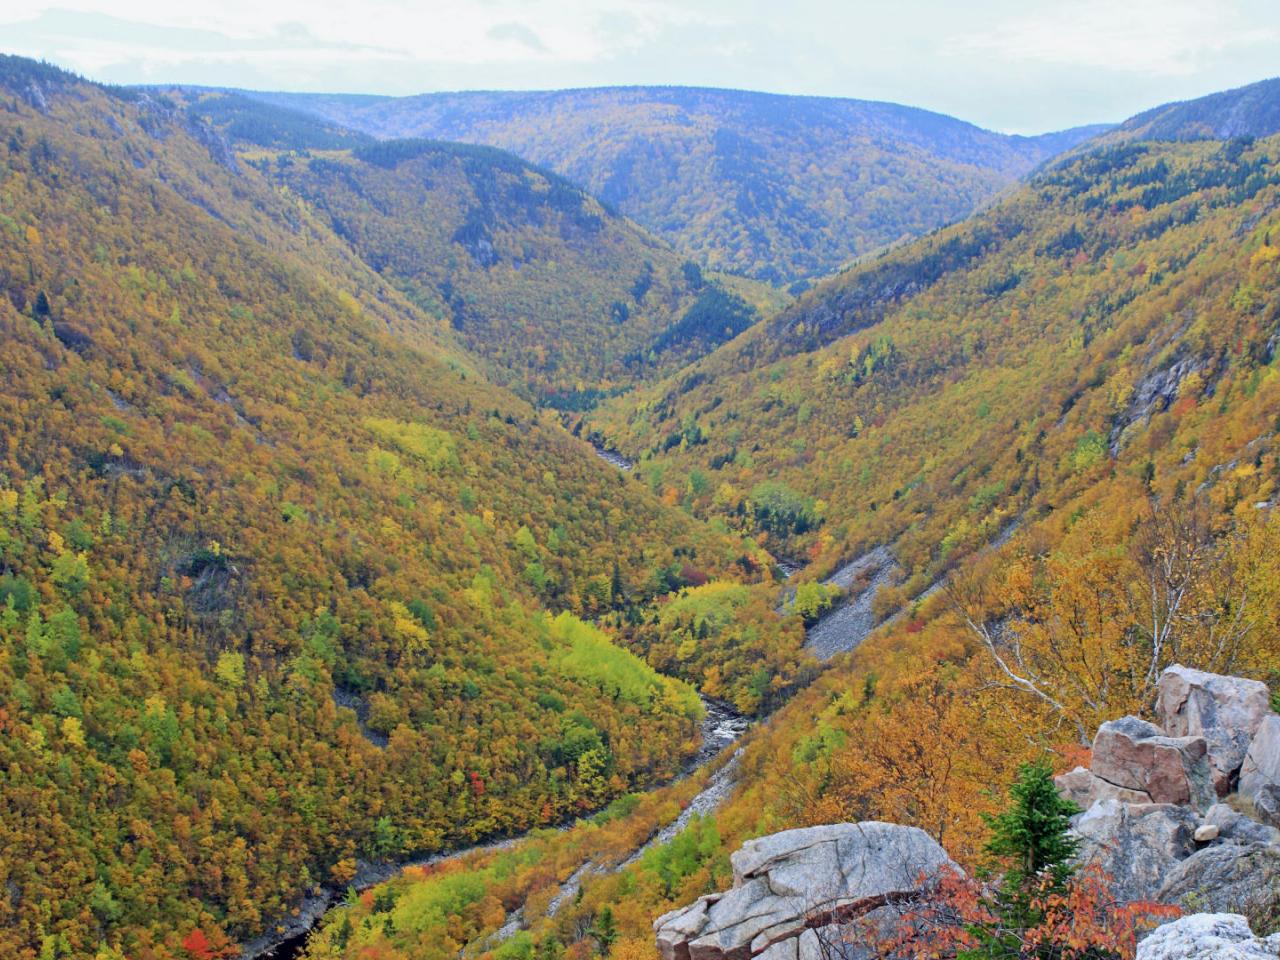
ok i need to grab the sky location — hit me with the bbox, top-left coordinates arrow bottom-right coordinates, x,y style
2,0 -> 1279,134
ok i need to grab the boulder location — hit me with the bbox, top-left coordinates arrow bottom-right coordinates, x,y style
1055,765 -> 1155,809
1055,766 -> 1097,809
1137,914 -> 1280,959
1241,715 -> 1280,802
1255,784 -> 1280,829
654,822 -> 957,960
1204,803 -> 1280,845
1072,800 -> 1198,903
1156,666 -> 1271,783
1090,716 -> 1216,810
1157,842 -> 1280,915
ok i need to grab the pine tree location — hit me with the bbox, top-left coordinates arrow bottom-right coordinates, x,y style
590,905 -> 618,951
968,760 -> 1083,958
985,759 -> 1080,891
610,559 -> 625,605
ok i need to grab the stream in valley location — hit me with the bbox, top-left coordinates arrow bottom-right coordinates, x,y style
589,441 -> 634,471
244,696 -> 749,959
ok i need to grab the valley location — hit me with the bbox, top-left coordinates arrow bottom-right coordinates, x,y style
2,31 -> 1280,960
247,694 -> 750,960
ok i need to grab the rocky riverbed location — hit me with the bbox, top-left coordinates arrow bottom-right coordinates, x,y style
590,441 -> 634,471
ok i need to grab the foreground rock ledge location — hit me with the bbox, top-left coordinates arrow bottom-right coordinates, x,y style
653,822 -> 956,960
1136,913 -> 1280,959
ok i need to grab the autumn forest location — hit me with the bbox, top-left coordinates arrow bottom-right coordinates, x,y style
3,32 -> 1280,960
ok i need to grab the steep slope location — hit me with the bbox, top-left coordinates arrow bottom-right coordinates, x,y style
0,56 -> 790,958
311,128 -> 1280,960
240,86 -> 1108,283
1114,75 -> 1280,141
588,136 -> 1280,591
177,89 -> 782,407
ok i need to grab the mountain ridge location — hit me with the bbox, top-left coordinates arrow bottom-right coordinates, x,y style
170,87 -> 788,407
1115,75 -> 1280,142
230,84 -> 1108,283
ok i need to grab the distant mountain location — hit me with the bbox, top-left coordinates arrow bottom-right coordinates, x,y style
1114,76 -> 1280,141
237,86 -> 1110,283
184,88 -> 372,150
175,89 -> 783,407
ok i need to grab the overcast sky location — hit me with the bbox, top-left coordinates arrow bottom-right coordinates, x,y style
3,1 -> 1279,134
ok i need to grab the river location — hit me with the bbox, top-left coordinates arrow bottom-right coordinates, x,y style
242,695 -> 749,959
589,440 -> 635,471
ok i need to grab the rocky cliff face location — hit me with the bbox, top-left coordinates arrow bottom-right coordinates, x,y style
655,666 -> 1280,958
1058,666 -> 1280,917
653,822 -> 956,960
1057,666 -> 1280,951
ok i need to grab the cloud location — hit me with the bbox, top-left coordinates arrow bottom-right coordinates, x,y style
0,1 -> 721,74
2,0 -> 1279,131
487,22 -> 548,54
1,6 -> 410,81
947,0 -> 1277,75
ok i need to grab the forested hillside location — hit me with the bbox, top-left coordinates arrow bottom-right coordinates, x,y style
588,136 -> 1280,592
1113,75 -> 1280,142
9,43 -> 1280,960
176,89 -> 782,408
302,117 -> 1280,960
238,86 -> 1107,283
0,57 -> 803,958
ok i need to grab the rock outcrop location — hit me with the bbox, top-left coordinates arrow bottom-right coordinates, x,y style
1155,841 -> 1280,914
1204,802 -> 1280,844
1057,665 -> 1280,817
1071,800 -> 1197,903
653,822 -> 956,960
1089,716 -> 1216,810
1156,666 -> 1270,785
1241,715 -> 1280,809
1066,669 -> 1280,912
1136,913 -> 1280,959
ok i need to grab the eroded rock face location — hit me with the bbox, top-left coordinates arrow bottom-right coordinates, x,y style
1072,800 -> 1198,903
654,823 -> 956,960
1137,914 -> 1280,960
1156,666 -> 1270,784
1157,842 -> 1280,915
1242,715 -> 1280,803
1090,716 -> 1216,811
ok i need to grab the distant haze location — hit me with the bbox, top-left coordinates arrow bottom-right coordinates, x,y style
3,0 -> 1280,133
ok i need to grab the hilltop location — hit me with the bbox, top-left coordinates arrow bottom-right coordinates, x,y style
153,88 -> 786,408
1114,75 -> 1280,142
237,85 -> 1108,283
